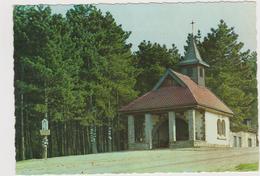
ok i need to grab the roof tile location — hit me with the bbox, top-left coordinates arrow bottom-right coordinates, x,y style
119,70 -> 233,115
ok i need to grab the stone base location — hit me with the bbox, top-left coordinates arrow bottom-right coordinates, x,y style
170,140 -> 230,148
128,141 -> 230,150
193,140 -> 229,148
170,141 -> 193,148
129,143 -> 150,150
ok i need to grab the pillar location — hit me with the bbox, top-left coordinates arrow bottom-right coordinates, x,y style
168,111 -> 176,143
145,113 -> 153,149
188,109 -> 196,141
128,115 -> 135,145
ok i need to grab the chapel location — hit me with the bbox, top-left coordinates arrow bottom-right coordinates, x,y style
119,34 -> 235,149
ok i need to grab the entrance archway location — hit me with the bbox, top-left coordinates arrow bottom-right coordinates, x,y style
152,119 -> 169,148
176,118 -> 189,140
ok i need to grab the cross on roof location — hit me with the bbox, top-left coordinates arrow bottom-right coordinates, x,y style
191,20 -> 195,35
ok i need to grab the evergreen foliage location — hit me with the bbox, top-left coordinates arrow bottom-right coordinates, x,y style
197,20 -> 257,130
133,41 -> 181,94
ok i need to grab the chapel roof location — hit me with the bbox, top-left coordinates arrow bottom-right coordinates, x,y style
119,69 -> 233,115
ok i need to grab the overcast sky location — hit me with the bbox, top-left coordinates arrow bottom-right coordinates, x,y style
51,2 -> 256,55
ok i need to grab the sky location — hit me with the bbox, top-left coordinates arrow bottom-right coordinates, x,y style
51,2 -> 256,55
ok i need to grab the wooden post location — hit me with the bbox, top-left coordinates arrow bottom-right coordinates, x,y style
43,136 -> 48,159
40,119 -> 50,159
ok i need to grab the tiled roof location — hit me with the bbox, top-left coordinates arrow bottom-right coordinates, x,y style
119,69 -> 233,115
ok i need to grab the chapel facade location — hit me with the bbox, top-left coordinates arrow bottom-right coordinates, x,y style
119,34 -> 256,149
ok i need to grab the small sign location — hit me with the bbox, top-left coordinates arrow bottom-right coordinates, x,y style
42,119 -> 48,130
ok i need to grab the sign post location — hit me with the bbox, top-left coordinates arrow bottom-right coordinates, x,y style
40,119 -> 50,159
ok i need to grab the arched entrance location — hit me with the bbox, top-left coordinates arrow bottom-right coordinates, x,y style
152,119 -> 169,148
176,118 -> 189,140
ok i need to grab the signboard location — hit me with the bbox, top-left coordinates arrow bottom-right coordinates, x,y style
42,119 -> 48,130
40,119 -> 50,136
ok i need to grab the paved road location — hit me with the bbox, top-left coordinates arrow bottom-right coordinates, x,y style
16,147 -> 259,174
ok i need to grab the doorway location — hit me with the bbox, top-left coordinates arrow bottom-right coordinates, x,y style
152,119 -> 169,148
176,118 -> 189,140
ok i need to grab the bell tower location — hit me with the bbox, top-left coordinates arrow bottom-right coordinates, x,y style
179,21 -> 209,86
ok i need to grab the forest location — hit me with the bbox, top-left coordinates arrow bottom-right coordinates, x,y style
14,5 -> 257,161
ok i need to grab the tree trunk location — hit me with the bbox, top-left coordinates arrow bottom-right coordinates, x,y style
91,125 -> 97,153
20,93 -> 25,160
86,126 -> 91,154
82,126 -> 86,154
64,122 -> 67,155
108,125 -> 112,152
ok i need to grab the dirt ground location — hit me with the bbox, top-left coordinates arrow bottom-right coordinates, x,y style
16,147 -> 259,174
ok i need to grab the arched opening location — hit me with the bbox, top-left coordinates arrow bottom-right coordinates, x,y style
152,119 -> 169,148
221,120 -> 226,136
176,118 -> 189,140
217,119 -> 221,135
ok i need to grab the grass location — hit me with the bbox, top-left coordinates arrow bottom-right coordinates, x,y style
234,163 -> 259,171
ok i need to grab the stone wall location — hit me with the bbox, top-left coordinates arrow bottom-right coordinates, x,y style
170,140 -> 193,148
169,140 -> 230,148
230,131 -> 257,147
195,110 -> 205,140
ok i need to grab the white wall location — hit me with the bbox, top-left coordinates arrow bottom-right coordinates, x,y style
205,111 -> 230,145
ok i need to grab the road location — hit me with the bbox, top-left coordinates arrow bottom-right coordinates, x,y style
16,147 -> 259,174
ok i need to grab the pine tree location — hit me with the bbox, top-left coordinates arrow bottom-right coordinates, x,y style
14,5 -> 84,159
198,20 -> 257,129
66,5 -> 138,153
134,41 -> 181,94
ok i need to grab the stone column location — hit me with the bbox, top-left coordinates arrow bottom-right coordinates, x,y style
128,115 -> 135,145
145,113 -> 153,149
168,111 -> 176,143
188,109 -> 196,141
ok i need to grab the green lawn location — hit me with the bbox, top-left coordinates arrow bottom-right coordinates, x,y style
234,163 -> 259,171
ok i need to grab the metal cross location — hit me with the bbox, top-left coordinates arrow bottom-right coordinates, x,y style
191,20 -> 195,35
